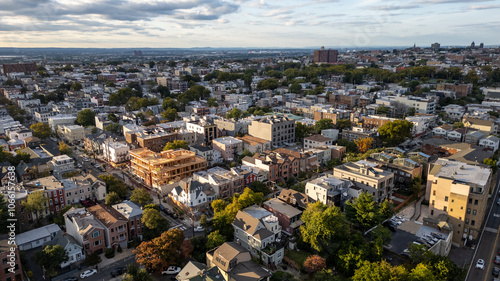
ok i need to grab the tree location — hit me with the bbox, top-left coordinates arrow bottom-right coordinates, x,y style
162,97 -> 178,110
157,85 -> 170,98
295,122 -> 313,141
300,202 -> 349,253
409,263 -> 437,281
315,118 -> 334,133
130,188 -> 153,206
346,192 -> 377,231
99,175 -> 129,198
161,108 -> 179,121
336,119 -> 352,131
22,191 -> 47,222
83,252 -> 102,267
104,123 -> 123,134
410,176 -> 424,197
226,108 -> 242,120
34,245 -> 69,277
371,225 -> 392,245
354,137 -> 373,154
142,208 -> 169,240
453,122 -> 464,129
30,122 -> 51,139
377,120 -> 413,146
134,229 -> 191,272
303,255 -> 327,276
257,78 -> 279,90
59,142 -> 73,156
206,230 -> 227,249
163,140 -> 189,151
248,181 -> 271,196
70,82 -> 83,91
337,139 -> 358,153
207,98 -> 218,107
107,113 -> 118,122
352,261 -> 408,281
76,109 -> 96,127
378,199 -> 394,220
376,106 -> 391,116
105,191 -> 122,205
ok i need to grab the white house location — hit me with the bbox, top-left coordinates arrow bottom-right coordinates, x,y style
47,231 -> 85,268
479,135 -> 500,151
168,178 -> 217,211
432,125 -> 453,137
446,128 -> 465,142
405,116 -> 430,136
303,135 -> 334,149
102,141 -> 130,164
15,224 -> 61,251
321,129 -> 339,142
305,176 -> 352,206
51,155 -> 75,178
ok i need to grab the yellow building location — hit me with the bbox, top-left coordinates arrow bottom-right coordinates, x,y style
426,158 -> 493,246
129,148 -> 207,189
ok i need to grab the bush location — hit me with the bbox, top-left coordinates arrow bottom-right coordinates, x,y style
117,245 -> 123,253
105,248 -> 115,259
27,271 -> 33,279
84,252 -> 102,266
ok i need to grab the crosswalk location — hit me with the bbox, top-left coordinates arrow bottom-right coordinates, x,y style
169,224 -> 188,231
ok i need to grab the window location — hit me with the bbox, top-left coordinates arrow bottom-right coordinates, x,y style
431,210 -> 434,215
471,220 -> 475,226
443,206 -> 447,211
92,230 -> 100,238
444,196 -> 448,202
473,209 -> 477,215
467,208 -> 471,214
474,200 -> 478,205
433,190 -> 436,196
432,200 -> 435,206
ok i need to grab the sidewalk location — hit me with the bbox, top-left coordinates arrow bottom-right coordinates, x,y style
99,248 -> 136,269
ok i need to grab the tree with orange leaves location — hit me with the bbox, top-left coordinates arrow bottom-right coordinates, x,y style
354,137 -> 374,154
134,228 -> 192,272
303,255 -> 327,276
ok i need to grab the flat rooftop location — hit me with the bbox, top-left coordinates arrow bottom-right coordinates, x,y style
432,158 -> 490,187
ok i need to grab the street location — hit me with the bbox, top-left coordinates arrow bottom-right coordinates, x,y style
467,175 -> 500,281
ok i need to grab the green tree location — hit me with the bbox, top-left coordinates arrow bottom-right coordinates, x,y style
377,120 -> 413,146
161,108 -> 179,121
163,140 -> 189,151
59,142 -> 73,155
371,225 -> 392,245
207,98 -> 218,107
453,122 -> 464,129
410,176 -> 424,197
99,175 -> 129,198
346,192 -> 377,231
336,119 -> 352,131
352,260 -> 408,281
257,78 -> 279,90
226,108 -> 242,120
315,118 -> 334,133
104,123 -> 123,134
300,202 -> 349,253
248,181 -> 271,196
409,263 -> 437,281
295,122 -> 313,140
76,109 -> 96,127
105,191 -> 122,205
289,82 -> 302,94
162,97 -> 178,110
337,139 -> 358,153
34,245 -> 69,277
378,199 -> 394,220
142,207 -> 169,240
376,106 -> 391,116
206,230 -> 227,249
70,82 -> 83,91
107,113 -> 118,122
83,252 -> 102,267
130,188 -> 153,206
30,122 -> 51,139
22,191 -> 47,223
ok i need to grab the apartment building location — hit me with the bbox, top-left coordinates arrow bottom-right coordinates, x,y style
333,161 -> 394,203
341,127 -> 378,143
64,207 -> 106,254
186,117 -> 219,146
463,117 -> 497,135
88,204 -> 129,249
102,141 -> 130,164
362,115 -> 396,130
61,174 -> 107,205
382,95 -> 436,114
232,205 -> 284,267
242,151 -> 300,183
305,176 -> 353,207
426,158 -> 493,245
134,129 -> 177,153
50,155 -> 75,178
436,83 -> 472,98
48,115 -> 77,131
236,135 -> 272,154
368,154 -> 423,187
58,124 -> 85,143
112,200 -> 144,240
303,135 -> 334,149
35,111 -> 57,123
248,116 -> 295,147
313,109 -> 350,124
212,137 -> 243,161
194,167 -> 245,199
25,176 -> 66,214
213,118 -> 251,136
129,148 -> 207,189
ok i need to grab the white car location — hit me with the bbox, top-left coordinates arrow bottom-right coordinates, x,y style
80,269 -> 98,278
194,226 -> 204,232
476,259 -> 485,270
162,266 -> 181,275
84,158 -> 89,162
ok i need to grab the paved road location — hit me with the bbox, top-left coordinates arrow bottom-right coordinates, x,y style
467,175 -> 500,281
59,255 -> 136,281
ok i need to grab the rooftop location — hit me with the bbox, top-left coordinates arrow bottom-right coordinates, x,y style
213,136 -> 243,145
431,158 -> 490,187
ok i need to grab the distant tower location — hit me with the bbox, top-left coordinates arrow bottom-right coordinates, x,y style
431,42 -> 440,50
471,41 -> 475,48
479,42 -> 484,48
313,46 -> 338,64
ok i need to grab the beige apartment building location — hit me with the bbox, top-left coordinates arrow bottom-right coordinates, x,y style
333,160 -> 394,203
129,148 -> 207,189
426,158 -> 493,246
248,115 -> 295,147
58,125 -> 85,143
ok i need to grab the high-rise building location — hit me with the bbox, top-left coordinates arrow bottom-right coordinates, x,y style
129,148 -> 207,189
426,158 -> 493,245
431,42 -> 440,50
248,115 -> 295,147
313,46 -> 338,64
2,62 -> 37,75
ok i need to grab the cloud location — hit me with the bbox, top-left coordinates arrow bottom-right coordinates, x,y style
414,0 -> 491,4
469,4 -> 500,9
370,4 -> 420,10
262,8 -> 292,17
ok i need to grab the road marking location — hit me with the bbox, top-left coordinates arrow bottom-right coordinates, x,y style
484,225 -> 500,281
486,227 -> 499,234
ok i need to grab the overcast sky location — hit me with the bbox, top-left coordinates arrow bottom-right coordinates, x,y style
1,0 -> 498,48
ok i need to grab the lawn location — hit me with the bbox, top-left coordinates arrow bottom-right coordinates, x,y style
285,249 -> 311,270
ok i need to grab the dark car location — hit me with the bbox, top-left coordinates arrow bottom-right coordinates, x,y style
111,267 -> 127,277
495,256 -> 500,265
62,277 -> 78,281
493,267 -> 500,277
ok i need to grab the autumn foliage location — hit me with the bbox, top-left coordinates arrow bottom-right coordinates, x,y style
354,137 -> 373,154
303,255 -> 327,275
134,228 -> 192,272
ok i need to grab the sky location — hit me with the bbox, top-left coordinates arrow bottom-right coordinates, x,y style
0,0 -> 499,49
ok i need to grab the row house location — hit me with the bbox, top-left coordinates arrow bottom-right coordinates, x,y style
0,239 -> 25,281
112,200 -> 144,241
277,189 -> 311,210
212,136 -> 243,161
368,154 -> 423,187
274,148 -> 319,172
25,176 -> 66,214
236,135 -> 272,154
479,135 -> 500,151
362,115 -> 396,130
242,151 -> 300,183
313,109 -> 350,124
303,134 -> 334,150
65,207 -> 106,254
190,145 -> 222,166
263,198 -> 303,236
50,154 -> 75,179
87,204 -> 129,249
194,167 -> 245,199
61,174 -> 106,206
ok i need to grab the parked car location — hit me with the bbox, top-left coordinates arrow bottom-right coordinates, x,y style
162,266 -> 181,275
111,267 -> 127,277
80,269 -> 98,278
495,256 -> 500,265
194,226 -> 204,232
476,259 -> 485,270
497,198 -> 500,206
494,267 -> 500,277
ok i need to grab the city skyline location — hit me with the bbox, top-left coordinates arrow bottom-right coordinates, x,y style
0,0 -> 499,48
